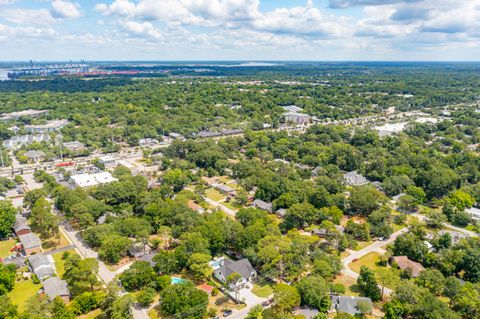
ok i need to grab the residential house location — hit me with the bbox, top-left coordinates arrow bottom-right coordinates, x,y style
391,256 -> 425,277
331,295 -> 373,316
139,138 -> 159,147
252,199 -> 273,213
18,232 -> 42,255
25,119 -> 69,133
42,277 -> 70,302
128,241 -> 151,258
29,253 -> 55,280
282,105 -> 304,113
3,133 -> 50,149
187,200 -> 205,214
293,308 -> 319,319
213,258 -> 257,289
13,214 -> 31,236
24,150 -> 46,163
438,229 -> 469,244
343,171 -> 369,186
169,132 -> 185,140
197,130 -> 222,138
214,183 -> 235,195
62,141 -> 86,153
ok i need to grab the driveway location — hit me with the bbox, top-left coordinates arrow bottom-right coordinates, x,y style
204,197 -> 236,217
229,287 -> 269,319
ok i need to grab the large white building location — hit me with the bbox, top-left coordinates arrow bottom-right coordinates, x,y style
25,119 -> 69,133
71,172 -> 118,188
283,112 -> 311,125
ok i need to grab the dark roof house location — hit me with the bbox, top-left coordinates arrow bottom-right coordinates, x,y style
331,295 -> 373,315
213,258 -> 257,285
13,214 -> 31,235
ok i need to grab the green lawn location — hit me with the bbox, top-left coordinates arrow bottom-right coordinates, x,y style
148,308 -> 160,319
354,241 -> 373,251
52,249 -> 77,277
333,275 -> 362,297
8,278 -> 42,311
0,239 -> 16,258
349,252 -> 382,273
79,309 -> 104,319
222,201 -> 239,211
205,188 -> 225,202
252,282 -> 274,298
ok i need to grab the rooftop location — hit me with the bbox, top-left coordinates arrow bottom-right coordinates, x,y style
18,232 -> 41,249
331,295 -> 373,315
343,171 -> 369,186
71,172 -> 118,188
392,256 -> 425,277
43,277 -> 70,300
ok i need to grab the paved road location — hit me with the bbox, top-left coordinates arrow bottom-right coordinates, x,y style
341,228 -> 408,295
229,287 -> 269,319
204,197 -> 236,216
412,213 -> 478,237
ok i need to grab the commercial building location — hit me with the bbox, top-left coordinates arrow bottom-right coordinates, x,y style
374,122 -> 408,137
25,119 -> 69,133
283,112 -> 311,125
282,105 -> 304,113
99,155 -> 116,169
0,109 -> 48,121
71,172 -> 118,188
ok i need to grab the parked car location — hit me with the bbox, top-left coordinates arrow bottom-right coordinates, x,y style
262,300 -> 270,307
223,310 -> 233,317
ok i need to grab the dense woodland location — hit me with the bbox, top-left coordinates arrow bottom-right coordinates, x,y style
1,64 -> 480,319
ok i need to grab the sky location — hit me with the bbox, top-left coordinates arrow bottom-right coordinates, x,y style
0,0 -> 480,61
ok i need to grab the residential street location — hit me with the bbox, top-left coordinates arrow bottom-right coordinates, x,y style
203,197 -> 237,217
341,228 -> 408,295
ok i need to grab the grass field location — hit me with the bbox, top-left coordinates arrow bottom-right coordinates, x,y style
252,281 -> 274,298
205,188 -> 225,202
0,239 -> 16,258
42,232 -> 70,252
354,241 -> 373,251
349,252 -> 382,273
52,249 -> 77,277
79,309 -> 104,319
333,274 -> 361,297
8,278 -> 42,311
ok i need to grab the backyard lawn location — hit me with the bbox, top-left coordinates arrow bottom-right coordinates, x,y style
79,309 -> 104,319
52,249 -> 77,277
8,278 -> 42,311
42,232 -> 70,252
349,252 -> 402,289
333,274 -> 361,297
252,281 -> 274,298
205,188 -> 225,202
0,239 -> 16,258
354,241 -> 373,251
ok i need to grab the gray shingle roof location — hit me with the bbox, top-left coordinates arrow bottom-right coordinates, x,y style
29,253 -> 55,280
13,214 -> 30,234
252,199 -> 272,212
24,150 -> 46,158
343,171 -> 368,186
220,258 -> 255,281
331,295 -> 373,315
18,232 -> 41,249
43,277 -> 70,300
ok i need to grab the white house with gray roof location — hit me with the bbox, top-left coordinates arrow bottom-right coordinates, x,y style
252,199 -> 273,213
29,253 -> 55,280
213,258 -> 256,289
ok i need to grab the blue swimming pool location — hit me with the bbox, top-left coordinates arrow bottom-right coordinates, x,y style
171,276 -> 186,284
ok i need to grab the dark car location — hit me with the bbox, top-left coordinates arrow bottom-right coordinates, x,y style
223,310 -> 233,317
261,300 -> 270,307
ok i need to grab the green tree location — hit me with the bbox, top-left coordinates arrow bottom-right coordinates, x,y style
98,234 -> 131,264
187,253 -> 213,282
153,250 -> 180,274
51,297 -> 75,319
29,197 -> 58,240
0,200 -> 16,239
295,276 -> 330,312
357,266 -> 381,301
136,287 -> 156,307
62,255 -> 99,296
273,283 -> 301,312
160,282 -> 208,318
119,261 -> 157,291
0,295 -> 18,319
0,263 -> 16,295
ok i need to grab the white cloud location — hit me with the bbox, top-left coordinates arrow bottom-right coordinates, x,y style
0,8 -> 56,25
50,0 -> 82,19
121,20 -> 163,40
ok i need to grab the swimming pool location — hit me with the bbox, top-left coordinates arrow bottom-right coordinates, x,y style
171,276 -> 186,284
